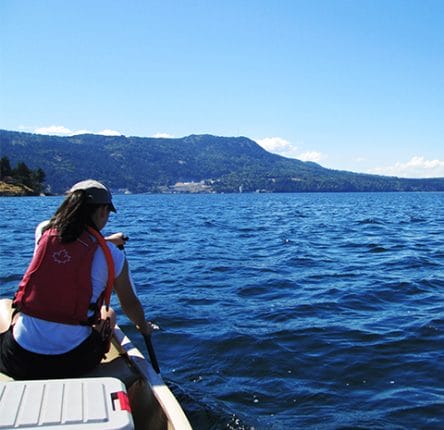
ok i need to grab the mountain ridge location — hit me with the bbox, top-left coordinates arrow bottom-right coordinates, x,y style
1,129 -> 443,194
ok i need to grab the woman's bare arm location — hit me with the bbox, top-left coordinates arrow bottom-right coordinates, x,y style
113,259 -> 157,335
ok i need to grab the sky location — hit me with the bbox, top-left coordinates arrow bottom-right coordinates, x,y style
1,0 -> 443,178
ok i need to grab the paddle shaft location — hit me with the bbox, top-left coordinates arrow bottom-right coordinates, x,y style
143,333 -> 161,373
117,239 -> 160,374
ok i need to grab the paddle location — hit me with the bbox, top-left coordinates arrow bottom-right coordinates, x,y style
143,333 -> 161,374
116,236 -> 161,374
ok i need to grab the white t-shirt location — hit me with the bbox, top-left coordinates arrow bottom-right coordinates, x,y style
13,222 -> 125,354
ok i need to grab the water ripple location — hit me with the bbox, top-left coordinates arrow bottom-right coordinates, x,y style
1,192 -> 443,429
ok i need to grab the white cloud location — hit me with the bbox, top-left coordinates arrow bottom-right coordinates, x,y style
153,132 -> 175,138
368,156 -> 444,178
256,137 -> 298,156
71,129 -> 92,135
298,151 -> 323,163
256,136 -> 325,162
35,125 -> 74,135
32,125 -> 121,136
97,129 -> 122,136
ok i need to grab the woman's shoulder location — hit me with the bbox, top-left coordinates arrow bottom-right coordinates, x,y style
34,220 -> 50,252
35,220 -> 50,239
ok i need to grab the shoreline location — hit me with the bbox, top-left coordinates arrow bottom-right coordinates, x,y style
0,181 -> 39,197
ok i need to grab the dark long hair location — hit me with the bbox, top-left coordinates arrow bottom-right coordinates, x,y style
43,190 -> 102,242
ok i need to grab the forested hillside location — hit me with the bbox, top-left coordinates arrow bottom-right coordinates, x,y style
1,130 -> 443,194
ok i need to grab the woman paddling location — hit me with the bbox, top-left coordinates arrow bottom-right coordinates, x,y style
0,179 -> 156,379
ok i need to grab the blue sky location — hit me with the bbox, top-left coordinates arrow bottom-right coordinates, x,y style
1,0 -> 443,178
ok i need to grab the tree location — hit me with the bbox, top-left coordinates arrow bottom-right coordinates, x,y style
33,168 -> 46,184
1,156 -> 47,194
14,162 -> 33,187
0,156 -> 12,179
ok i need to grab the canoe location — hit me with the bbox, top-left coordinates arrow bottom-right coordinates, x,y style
0,324 -> 192,430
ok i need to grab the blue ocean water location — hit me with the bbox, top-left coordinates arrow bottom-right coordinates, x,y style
1,192 -> 443,429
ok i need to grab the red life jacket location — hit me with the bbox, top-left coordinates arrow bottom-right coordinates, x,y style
13,227 -> 114,325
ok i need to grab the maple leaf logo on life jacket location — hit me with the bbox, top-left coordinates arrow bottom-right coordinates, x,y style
52,249 -> 71,264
